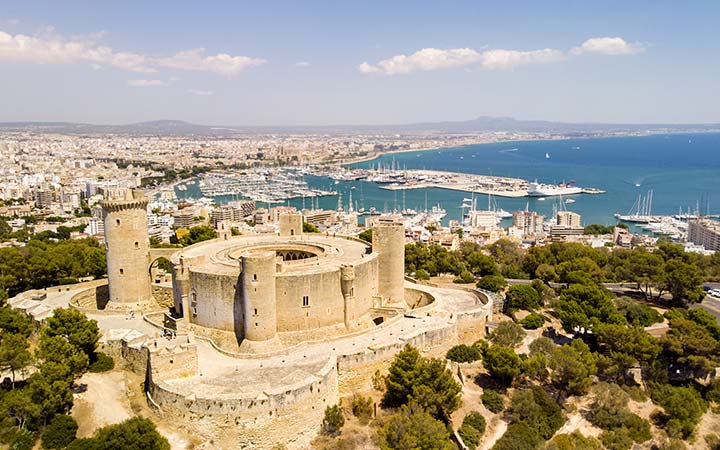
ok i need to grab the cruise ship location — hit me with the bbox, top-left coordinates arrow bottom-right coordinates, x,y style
526,181 -> 583,197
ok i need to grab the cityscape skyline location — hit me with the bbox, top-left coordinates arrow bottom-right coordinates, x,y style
1,1 -> 718,125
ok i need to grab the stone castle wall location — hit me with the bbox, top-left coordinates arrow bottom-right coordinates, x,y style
188,269 -> 240,333
185,250 -> 380,344
147,356 -> 338,449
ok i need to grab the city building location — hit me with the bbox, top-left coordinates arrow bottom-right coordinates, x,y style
688,218 -> 720,251
512,210 -> 544,236
557,211 -> 582,227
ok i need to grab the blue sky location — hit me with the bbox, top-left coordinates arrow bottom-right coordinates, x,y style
0,1 -> 718,125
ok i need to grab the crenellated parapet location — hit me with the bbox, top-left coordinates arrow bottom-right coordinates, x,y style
99,198 -> 149,212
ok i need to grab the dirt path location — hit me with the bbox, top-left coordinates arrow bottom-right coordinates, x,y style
71,370 -> 194,450
480,418 -> 507,450
72,371 -> 134,437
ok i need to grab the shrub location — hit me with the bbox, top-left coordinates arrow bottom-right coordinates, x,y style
491,422 -> 541,450
507,386 -> 564,441
615,297 -> 662,326
588,383 -> 651,448
476,275 -> 507,293
458,423 -> 482,450
601,428 -> 635,450
454,270 -> 475,284
322,404 -> 345,435
489,321 -> 526,348
649,383 -> 706,438
483,345 -> 521,385
42,415 -> 78,449
415,269 -> 430,280
9,430 -> 35,450
302,222 -> 319,233
546,431 -> 602,450
371,370 -> 385,392
89,352 -> 114,373
66,417 -> 169,450
378,402 -> 453,450
462,411 -> 486,435
446,344 -> 482,363
520,313 -> 545,329
351,395 -> 373,424
482,389 -> 505,413
505,284 -> 542,311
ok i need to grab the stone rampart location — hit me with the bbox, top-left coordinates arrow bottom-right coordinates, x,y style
147,355 -> 337,449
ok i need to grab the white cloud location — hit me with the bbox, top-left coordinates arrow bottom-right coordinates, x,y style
294,61 -> 310,67
359,47 -> 483,75
480,48 -> 565,70
0,30 -> 153,72
158,48 -> 265,76
360,37 -> 642,75
358,62 -> 380,74
188,89 -> 213,96
571,37 -> 644,56
127,79 -> 165,87
0,28 -> 265,77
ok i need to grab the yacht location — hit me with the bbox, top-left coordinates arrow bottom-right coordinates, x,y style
527,181 -> 582,197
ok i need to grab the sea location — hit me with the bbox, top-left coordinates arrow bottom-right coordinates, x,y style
175,132 -> 720,227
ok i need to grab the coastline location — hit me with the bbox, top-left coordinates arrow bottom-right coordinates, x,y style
338,129 -> 720,167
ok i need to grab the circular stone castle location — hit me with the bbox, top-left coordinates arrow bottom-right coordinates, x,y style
84,189 -> 494,449
170,218 -> 407,353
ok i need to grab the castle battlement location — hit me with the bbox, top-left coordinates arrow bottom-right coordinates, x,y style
99,198 -> 150,212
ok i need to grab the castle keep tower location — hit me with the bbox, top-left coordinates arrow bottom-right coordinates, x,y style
372,222 -> 406,307
239,250 -> 281,352
101,189 -> 152,309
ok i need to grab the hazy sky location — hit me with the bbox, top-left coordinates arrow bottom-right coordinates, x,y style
0,1 -> 718,125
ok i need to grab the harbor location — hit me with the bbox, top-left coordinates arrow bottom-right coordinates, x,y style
319,166 -> 605,199
195,169 -> 337,204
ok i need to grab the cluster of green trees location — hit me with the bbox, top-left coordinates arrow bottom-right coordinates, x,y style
407,239 -> 716,305
492,386 -> 564,450
583,223 -> 628,235
0,239 -> 106,297
0,305 -> 167,449
400,237 -> 720,448
377,345 -> 463,449
405,242 -> 498,280
0,217 -> 90,244
586,383 -> 651,449
175,225 -> 217,246
0,308 -> 94,447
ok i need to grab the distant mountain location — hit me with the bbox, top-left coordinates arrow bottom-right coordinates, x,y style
0,117 -> 717,136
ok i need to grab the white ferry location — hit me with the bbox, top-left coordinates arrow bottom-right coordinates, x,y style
527,181 -> 582,197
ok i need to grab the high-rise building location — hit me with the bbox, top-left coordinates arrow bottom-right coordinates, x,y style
557,211 -> 582,227
688,218 -> 720,251
512,210 -> 544,235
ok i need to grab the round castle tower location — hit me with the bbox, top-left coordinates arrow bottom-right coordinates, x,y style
101,189 -> 152,309
372,222 -> 406,308
239,250 -> 282,353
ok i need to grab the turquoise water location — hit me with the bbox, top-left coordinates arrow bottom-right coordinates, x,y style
177,133 -> 720,226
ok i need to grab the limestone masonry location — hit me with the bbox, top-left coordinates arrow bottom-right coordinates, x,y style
69,188 -> 495,449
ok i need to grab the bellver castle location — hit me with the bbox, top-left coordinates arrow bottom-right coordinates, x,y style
78,188 -> 494,449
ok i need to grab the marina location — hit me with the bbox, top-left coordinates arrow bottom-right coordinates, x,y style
195,169 -> 336,203
318,167 -> 605,199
